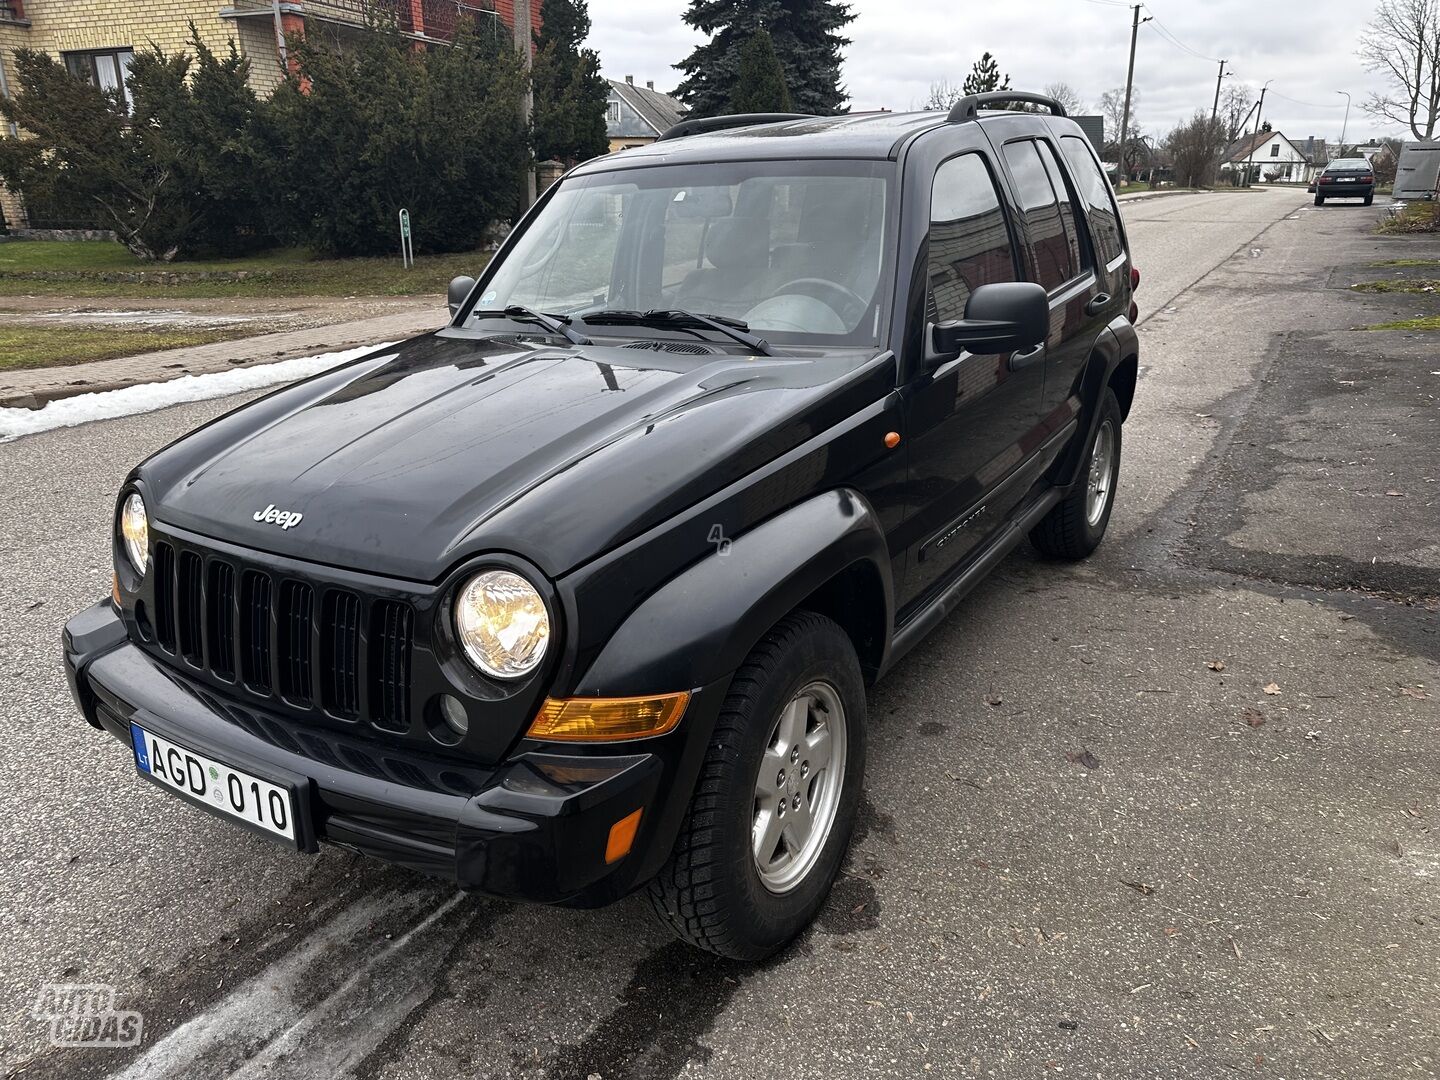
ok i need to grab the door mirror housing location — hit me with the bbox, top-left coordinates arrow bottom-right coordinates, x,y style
929,281 -> 1049,362
448,275 -> 477,320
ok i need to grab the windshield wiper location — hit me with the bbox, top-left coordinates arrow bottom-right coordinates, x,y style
578,308 -> 773,355
470,305 -> 591,346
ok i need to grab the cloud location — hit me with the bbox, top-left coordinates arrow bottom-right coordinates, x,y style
590,0 -> 1398,142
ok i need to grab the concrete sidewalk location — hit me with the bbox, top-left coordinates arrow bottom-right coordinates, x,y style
1,304 -> 446,408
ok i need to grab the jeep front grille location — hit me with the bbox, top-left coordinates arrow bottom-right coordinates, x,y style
149,540 -> 414,731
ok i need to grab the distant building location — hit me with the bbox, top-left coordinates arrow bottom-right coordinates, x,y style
0,0 -> 540,230
1220,130 -> 1323,184
606,75 -> 684,151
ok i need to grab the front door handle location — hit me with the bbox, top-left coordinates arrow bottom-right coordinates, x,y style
1008,344 -> 1045,372
1085,293 -> 1112,317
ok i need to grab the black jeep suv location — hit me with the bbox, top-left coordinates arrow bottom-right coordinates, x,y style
64,92 -> 1139,959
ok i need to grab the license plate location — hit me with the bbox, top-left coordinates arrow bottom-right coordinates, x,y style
130,723 -> 299,846
1338,178 -> 1355,183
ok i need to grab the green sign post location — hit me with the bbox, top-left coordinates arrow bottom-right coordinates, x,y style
398,208 -> 413,269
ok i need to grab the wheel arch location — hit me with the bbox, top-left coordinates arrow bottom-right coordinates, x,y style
573,488 -> 895,696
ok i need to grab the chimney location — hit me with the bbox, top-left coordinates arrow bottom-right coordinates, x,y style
646,80 -> 654,90
625,75 -> 634,84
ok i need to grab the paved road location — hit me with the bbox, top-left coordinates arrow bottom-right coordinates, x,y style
2,191 -> 1436,1080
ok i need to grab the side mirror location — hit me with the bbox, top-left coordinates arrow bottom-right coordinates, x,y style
929,281 -> 1049,361
447,275 -> 477,320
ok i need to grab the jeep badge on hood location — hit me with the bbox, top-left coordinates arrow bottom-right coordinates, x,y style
253,504 -> 303,530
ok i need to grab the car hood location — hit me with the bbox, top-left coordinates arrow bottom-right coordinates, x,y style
140,332 -> 891,581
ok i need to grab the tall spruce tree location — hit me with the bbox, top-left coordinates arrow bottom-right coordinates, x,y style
531,0 -> 609,163
962,52 -> 1011,95
731,30 -> 792,112
675,0 -> 852,118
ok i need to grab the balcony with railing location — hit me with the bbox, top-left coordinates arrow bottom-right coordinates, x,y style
221,0 -> 501,44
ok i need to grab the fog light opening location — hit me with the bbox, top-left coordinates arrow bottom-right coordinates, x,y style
439,694 -> 469,738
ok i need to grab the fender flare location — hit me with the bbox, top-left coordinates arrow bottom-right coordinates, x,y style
1054,319 -> 1134,488
574,488 -> 894,696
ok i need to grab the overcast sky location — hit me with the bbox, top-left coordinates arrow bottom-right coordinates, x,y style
590,0 -> 1397,144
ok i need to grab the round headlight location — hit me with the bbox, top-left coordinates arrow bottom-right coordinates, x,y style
454,569 -> 550,679
119,493 -> 148,575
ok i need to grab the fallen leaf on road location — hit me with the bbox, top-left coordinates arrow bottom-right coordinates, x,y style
1065,749 -> 1101,770
1385,490 -> 1405,497
985,695 -> 1002,707
1263,682 -> 1282,695
1121,879 -> 1154,896
1242,707 -> 1266,728
1400,686 -> 1430,699
1207,659 -> 1226,672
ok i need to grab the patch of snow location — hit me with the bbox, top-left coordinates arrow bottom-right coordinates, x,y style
0,342 -> 396,443
34,309 -> 274,327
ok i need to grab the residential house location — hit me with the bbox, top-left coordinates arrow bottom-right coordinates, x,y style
0,0 -> 540,230
1220,130 -> 1323,184
605,75 -> 684,151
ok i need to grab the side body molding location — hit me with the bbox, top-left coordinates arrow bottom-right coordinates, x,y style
575,488 -> 894,697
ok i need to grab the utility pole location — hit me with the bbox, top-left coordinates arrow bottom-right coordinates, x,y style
1242,80 -> 1271,188
1211,59 -> 1228,123
513,0 -> 536,210
1336,90 -> 1351,151
1118,4 -> 1152,182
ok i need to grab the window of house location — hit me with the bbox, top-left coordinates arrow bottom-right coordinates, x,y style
1270,142 -> 1280,157
926,153 -> 1016,324
0,52 -> 15,139
606,100 -> 620,123
1060,135 -> 1125,266
64,49 -> 134,111
1002,139 -> 1078,292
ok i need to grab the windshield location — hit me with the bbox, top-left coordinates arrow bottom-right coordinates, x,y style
468,160 -> 894,347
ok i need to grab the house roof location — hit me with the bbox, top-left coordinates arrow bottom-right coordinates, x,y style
1223,131 -> 1277,162
608,79 -> 685,137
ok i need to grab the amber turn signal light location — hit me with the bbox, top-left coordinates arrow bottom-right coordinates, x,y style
527,692 -> 689,742
605,807 -> 643,864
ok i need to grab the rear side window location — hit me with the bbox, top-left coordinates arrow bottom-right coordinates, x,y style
1035,141 -> 1087,274
1061,135 -> 1125,266
1002,139 -> 1076,291
926,153 -> 1016,323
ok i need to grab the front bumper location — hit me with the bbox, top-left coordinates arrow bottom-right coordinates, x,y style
63,601 -> 728,907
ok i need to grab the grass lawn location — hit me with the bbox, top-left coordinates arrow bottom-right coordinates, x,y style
0,325 -> 258,371
1352,278 -> 1440,294
1361,314 -> 1440,332
0,241 -> 490,299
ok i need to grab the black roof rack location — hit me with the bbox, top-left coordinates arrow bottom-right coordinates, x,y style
947,92 -> 1067,123
657,112 -> 817,142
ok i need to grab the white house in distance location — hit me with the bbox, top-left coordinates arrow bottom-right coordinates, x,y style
1221,131 -> 1324,184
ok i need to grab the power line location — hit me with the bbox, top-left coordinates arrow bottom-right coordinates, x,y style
1140,8 -> 1221,63
1267,89 -> 1344,110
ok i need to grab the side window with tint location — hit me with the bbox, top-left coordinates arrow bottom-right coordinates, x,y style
1060,135 -> 1125,266
1002,140 -> 1075,291
1036,140 -> 1087,273
926,154 -> 1015,323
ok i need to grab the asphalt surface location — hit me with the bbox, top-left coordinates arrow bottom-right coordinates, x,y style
2,190 -> 1437,1079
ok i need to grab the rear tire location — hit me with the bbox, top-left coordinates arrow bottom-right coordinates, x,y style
1030,386 -> 1123,560
1363,193 -> 1374,206
647,611 -> 866,960
1314,194 -> 1325,205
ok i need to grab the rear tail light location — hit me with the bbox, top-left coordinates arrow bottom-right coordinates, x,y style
1130,266 -> 1141,291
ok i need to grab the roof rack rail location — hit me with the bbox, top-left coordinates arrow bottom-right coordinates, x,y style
657,112 -> 817,142
947,92 -> 1067,123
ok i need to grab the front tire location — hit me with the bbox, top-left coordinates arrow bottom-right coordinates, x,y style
647,612 -> 866,960
1030,386 -> 1123,560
